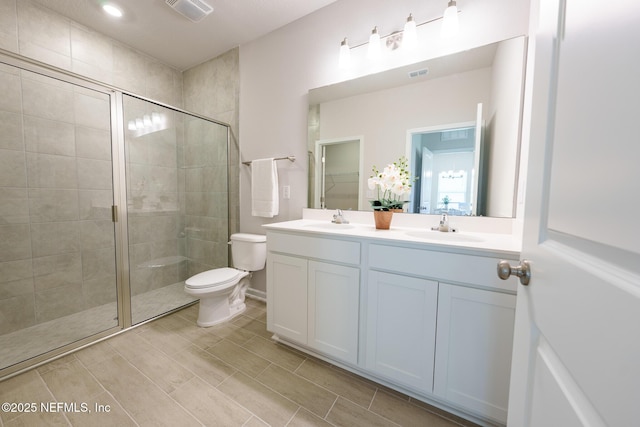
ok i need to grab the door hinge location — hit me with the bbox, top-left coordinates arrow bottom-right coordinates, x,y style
112,205 -> 118,222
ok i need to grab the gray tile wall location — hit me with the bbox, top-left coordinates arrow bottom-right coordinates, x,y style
183,48 -> 240,241
123,97 -> 230,298
124,97 -> 183,298
182,117 -> 229,276
0,0 -> 183,107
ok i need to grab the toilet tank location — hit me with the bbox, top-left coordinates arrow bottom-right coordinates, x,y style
230,233 -> 267,271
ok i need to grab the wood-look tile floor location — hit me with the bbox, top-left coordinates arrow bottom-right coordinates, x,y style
0,299 -> 478,427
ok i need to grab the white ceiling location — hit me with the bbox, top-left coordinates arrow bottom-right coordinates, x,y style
32,0 -> 339,71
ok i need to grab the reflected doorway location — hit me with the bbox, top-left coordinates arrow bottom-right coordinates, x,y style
314,137 -> 363,210
407,119 -> 485,216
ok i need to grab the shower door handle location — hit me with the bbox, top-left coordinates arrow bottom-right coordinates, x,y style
112,205 -> 118,222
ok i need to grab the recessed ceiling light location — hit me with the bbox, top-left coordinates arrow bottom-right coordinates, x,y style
102,4 -> 123,18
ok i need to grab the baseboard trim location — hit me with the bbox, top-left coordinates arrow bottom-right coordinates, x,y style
246,287 -> 266,302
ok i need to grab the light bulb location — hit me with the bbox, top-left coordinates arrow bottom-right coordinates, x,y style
368,26 -> 381,60
442,0 -> 459,38
339,38 -> 351,69
403,14 -> 417,50
102,4 -> 123,18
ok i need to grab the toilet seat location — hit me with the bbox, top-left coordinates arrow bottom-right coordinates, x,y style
185,267 -> 243,290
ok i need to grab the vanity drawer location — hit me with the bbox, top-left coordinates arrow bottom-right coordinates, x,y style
368,244 -> 517,292
267,231 -> 360,265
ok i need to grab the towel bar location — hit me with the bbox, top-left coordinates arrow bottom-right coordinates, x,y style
242,156 -> 295,166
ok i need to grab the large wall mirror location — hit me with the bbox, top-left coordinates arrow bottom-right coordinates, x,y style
308,36 -> 527,218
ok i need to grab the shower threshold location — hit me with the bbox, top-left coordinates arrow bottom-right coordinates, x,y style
0,282 -> 195,373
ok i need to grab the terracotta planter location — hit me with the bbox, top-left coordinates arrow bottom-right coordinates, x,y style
373,210 -> 393,230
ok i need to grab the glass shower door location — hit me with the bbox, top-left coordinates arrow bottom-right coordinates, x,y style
0,62 -> 119,372
0,54 -> 231,377
123,95 -> 229,324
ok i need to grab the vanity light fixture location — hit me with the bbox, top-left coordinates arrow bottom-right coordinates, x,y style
102,3 -> 123,18
368,27 -> 381,60
403,14 -> 417,50
441,0 -> 459,38
339,37 -> 351,68
338,6 -> 461,67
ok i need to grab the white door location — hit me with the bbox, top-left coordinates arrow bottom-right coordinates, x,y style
508,0 -> 640,426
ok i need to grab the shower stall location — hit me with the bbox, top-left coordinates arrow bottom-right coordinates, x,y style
0,52 -> 230,378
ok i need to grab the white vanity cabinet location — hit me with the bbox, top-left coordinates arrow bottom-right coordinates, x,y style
265,221 -> 520,427
266,232 -> 360,364
366,243 -> 517,425
433,283 -> 516,424
365,270 -> 438,393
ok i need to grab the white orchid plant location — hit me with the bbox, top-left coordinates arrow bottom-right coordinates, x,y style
367,156 -> 417,211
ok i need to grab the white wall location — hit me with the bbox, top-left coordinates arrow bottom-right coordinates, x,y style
239,0 -> 531,232
239,0 -> 530,292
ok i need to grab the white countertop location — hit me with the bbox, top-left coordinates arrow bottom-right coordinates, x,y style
263,218 -> 522,258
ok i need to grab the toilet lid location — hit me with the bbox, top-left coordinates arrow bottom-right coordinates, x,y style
185,268 -> 241,289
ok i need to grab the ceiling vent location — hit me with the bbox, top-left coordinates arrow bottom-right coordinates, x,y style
165,0 -> 213,22
408,68 -> 429,79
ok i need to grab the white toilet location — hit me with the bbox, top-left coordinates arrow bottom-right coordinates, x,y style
184,233 -> 266,327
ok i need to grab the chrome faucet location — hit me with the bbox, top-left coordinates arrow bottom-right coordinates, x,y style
431,212 -> 452,232
332,209 -> 349,224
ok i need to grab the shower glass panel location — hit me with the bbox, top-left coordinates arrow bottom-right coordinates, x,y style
0,63 -> 119,371
123,95 -> 229,325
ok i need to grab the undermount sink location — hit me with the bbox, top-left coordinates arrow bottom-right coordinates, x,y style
404,230 -> 484,243
304,222 -> 356,230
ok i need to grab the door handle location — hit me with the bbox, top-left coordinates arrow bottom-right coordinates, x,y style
497,260 -> 531,286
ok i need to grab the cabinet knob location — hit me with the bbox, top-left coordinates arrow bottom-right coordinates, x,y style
497,260 -> 532,286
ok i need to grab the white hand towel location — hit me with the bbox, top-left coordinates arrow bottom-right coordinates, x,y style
251,158 -> 279,217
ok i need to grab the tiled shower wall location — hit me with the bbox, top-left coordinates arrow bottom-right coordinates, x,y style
0,0 -> 183,108
183,48 -> 240,240
125,98 -> 185,298
182,116 -> 230,277
125,99 -> 230,296
0,0 -> 241,330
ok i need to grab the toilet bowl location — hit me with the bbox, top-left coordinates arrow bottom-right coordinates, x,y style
184,233 -> 266,327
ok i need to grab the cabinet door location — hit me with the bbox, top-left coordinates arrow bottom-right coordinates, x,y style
366,270 -> 438,393
266,253 -> 308,343
308,261 -> 359,364
434,283 -> 516,424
